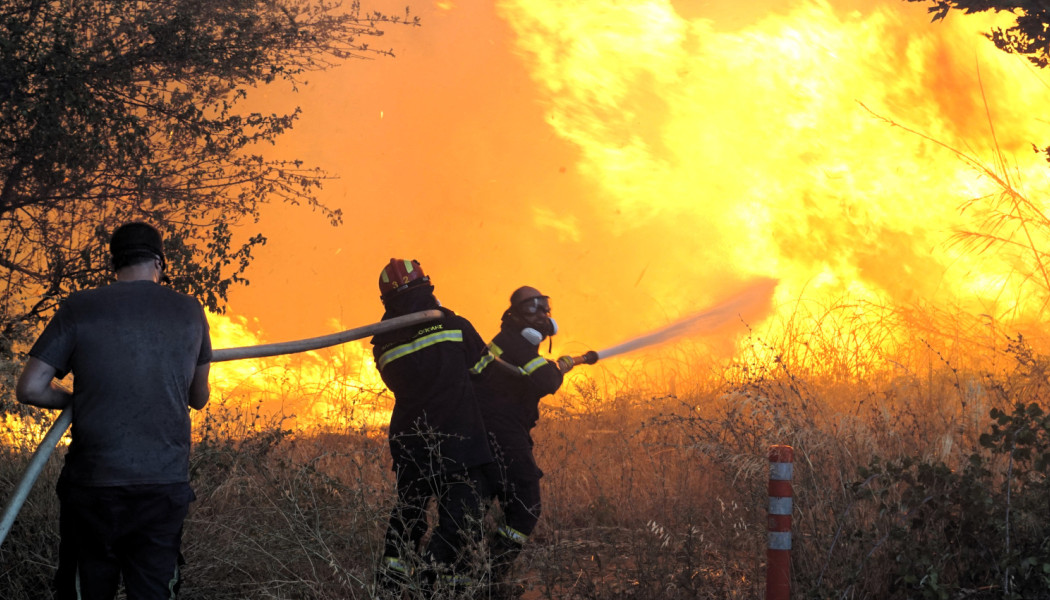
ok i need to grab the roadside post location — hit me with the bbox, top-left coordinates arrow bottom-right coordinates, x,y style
767,444 -> 793,600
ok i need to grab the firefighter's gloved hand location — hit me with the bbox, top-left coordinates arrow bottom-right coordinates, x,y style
556,356 -> 575,374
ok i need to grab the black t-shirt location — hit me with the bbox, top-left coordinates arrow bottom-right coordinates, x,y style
30,280 -> 212,486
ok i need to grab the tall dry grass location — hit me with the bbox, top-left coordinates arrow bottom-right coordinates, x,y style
2,296 -> 1048,600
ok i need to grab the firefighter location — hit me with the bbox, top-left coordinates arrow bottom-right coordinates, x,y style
474,286 -> 575,598
370,258 -> 494,595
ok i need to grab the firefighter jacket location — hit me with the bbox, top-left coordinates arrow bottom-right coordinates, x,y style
371,290 -> 494,472
474,312 -> 564,451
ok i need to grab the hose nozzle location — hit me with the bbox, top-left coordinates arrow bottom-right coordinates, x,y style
573,350 -> 599,366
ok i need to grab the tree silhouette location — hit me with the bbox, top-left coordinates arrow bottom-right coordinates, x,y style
907,1 -> 1050,68
0,0 -> 417,359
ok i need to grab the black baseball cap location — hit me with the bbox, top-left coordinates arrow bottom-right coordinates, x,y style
110,222 -> 165,270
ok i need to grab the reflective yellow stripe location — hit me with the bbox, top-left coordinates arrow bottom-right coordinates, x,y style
440,573 -> 476,586
497,524 -> 528,545
383,555 -> 410,574
486,342 -> 545,376
522,356 -> 547,375
470,352 -> 494,375
377,330 -> 463,370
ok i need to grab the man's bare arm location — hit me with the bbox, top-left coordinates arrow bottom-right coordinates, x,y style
188,362 -> 210,410
16,357 -> 72,410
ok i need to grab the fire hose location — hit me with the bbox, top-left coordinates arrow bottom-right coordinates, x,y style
0,309 -> 443,549
0,277 -> 776,548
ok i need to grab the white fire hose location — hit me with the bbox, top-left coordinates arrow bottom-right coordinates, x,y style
0,309 -> 442,548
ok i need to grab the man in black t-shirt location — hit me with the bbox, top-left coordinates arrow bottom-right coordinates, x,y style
16,221 -> 211,600
370,258 -> 494,594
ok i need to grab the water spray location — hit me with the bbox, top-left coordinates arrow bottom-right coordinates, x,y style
564,277 -> 778,367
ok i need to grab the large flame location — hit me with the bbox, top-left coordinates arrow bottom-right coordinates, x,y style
496,0 -> 1048,313
205,311 -> 392,434
207,0 -> 1050,417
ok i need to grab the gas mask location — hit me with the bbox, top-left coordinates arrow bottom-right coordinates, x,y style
521,317 -> 558,345
515,295 -> 557,345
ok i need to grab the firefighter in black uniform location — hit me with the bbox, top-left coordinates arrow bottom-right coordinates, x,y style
371,258 -> 495,594
474,286 -> 575,598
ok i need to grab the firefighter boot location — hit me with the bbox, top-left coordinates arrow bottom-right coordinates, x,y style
375,556 -> 412,598
488,529 -> 526,600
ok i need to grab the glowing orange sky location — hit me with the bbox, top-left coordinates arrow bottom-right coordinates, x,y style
220,0 -> 1050,364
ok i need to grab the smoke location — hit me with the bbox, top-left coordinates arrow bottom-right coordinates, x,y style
596,277 -> 778,360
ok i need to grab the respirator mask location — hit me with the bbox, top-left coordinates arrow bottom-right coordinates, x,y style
515,295 -> 557,345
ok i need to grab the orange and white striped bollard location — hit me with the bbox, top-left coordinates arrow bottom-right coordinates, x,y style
767,445 -> 793,600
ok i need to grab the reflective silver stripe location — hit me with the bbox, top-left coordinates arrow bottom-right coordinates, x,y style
769,497 -> 792,515
770,462 -> 793,480
384,556 -> 409,574
377,330 -> 463,370
167,563 -> 179,599
440,573 -> 476,586
470,352 -> 495,375
768,531 -> 792,550
488,342 -> 504,357
498,524 -> 528,544
522,356 -> 547,374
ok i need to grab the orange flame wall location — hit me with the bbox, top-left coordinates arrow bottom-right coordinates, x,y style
206,311 -> 393,432
497,0 -> 1047,309
220,1 -> 1050,390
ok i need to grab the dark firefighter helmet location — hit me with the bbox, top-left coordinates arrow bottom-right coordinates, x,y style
379,258 -> 430,299
510,285 -> 551,317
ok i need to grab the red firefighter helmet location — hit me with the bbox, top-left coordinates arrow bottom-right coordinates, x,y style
379,258 -> 430,299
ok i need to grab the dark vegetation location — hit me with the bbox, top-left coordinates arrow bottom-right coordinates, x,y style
0,0 -> 416,364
